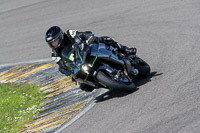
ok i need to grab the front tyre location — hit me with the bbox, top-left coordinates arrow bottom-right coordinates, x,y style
96,71 -> 136,93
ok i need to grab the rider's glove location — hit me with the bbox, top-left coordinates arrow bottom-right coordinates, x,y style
125,48 -> 137,55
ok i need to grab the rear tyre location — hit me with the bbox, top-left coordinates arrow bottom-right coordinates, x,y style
133,57 -> 150,79
96,71 -> 136,93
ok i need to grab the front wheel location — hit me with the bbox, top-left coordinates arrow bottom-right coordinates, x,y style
96,71 -> 136,93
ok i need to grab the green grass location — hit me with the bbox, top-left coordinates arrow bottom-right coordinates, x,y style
0,83 -> 45,133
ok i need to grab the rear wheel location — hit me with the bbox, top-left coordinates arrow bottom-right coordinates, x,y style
132,57 -> 150,79
96,71 -> 136,93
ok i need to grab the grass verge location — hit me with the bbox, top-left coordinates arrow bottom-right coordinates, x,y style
0,83 -> 45,133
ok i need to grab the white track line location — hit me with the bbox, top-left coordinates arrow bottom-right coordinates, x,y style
0,58 -> 52,68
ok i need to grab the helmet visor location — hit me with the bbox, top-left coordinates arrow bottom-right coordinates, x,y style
47,36 -> 62,49
51,38 -> 60,48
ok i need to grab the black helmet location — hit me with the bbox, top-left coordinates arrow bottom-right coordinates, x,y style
45,26 -> 64,49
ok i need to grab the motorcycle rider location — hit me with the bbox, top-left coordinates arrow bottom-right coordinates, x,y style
45,26 -> 137,92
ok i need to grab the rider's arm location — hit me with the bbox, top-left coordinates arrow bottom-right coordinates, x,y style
65,30 -> 136,54
66,29 -> 126,50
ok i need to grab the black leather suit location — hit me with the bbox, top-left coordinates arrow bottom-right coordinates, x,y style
52,30 -> 129,92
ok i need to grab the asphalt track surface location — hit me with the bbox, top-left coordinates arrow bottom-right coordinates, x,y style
1,0 -> 200,133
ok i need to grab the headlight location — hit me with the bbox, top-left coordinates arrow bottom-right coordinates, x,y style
82,65 -> 88,71
82,64 -> 89,74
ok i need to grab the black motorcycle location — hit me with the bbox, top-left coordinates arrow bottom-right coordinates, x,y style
62,42 -> 150,93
